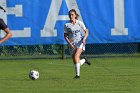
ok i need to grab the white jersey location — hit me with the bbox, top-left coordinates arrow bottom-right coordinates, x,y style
64,20 -> 86,44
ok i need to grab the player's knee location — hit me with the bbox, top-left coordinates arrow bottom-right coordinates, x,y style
74,53 -> 80,59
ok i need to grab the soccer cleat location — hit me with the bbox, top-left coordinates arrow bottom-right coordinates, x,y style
74,75 -> 80,79
84,57 -> 91,65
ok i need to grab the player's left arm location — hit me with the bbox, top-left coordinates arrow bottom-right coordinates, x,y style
82,29 -> 88,45
79,21 -> 88,45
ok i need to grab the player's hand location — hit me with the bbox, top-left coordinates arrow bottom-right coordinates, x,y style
69,44 -> 75,49
82,39 -> 86,45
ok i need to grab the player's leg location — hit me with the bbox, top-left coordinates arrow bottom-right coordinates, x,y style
72,48 -> 83,78
78,42 -> 91,66
84,56 -> 91,65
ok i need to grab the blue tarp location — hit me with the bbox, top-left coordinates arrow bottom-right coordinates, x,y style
0,0 -> 140,45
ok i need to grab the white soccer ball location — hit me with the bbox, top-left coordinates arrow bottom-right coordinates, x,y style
29,70 -> 39,80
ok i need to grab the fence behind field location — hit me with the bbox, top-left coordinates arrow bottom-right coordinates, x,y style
0,43 -> 139,60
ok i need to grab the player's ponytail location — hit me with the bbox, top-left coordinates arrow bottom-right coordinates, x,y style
76,13 -> 79,19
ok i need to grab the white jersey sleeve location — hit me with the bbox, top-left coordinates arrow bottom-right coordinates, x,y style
78,20 -> 86,30
64,24 -> 68,33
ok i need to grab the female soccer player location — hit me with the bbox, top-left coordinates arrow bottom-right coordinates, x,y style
64,9 -> 91,79
0,6 -> 12,44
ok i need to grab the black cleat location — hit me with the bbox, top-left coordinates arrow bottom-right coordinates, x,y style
74,75 -> 80,79
84,57 -> 91,65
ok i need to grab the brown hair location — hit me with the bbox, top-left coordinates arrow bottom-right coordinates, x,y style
68,9 -> 79,19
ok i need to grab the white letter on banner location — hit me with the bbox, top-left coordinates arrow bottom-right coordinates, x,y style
0,0 -> 31,38
41,0 -> 83,37
111,0 -> 128,35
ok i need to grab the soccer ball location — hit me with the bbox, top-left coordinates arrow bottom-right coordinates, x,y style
29,70 -> 39,80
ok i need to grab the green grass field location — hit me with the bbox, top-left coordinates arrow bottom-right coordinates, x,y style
0,57 -> 140,93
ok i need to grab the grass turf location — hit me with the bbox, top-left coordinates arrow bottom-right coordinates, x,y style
0,57 -> 139,93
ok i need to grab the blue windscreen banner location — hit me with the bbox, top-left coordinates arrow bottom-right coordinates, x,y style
0,0 -> 140,45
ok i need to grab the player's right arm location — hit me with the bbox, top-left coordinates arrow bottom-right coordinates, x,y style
64,33 -> 75,49
64,24 -> 75,49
